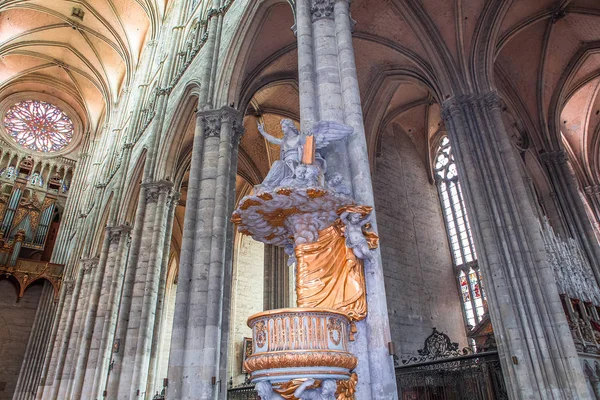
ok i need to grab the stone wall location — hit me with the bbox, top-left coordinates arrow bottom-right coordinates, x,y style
0,280 -> 42,400
373,125 -> 467,356
228,234 -> 264,387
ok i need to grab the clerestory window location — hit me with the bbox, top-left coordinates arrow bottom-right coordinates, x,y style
434,136 -> 486,329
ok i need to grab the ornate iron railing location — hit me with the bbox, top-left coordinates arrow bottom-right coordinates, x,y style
396,351 -> 507,400
396,328 -> 507,400
227,385 -> 259,400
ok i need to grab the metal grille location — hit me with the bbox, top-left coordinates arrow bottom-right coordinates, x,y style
227,385 -> 259,400
396,351 -> 507,400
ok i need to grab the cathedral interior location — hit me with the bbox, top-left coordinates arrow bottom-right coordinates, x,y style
2,0 -> 600,399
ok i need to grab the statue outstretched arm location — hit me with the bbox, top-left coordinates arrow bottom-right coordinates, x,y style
257,122 -> 283,145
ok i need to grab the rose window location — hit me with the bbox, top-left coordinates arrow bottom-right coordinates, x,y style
3,100 -> 74,153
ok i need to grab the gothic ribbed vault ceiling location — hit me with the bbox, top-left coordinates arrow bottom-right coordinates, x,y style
0,0 -> 166,136
3,0 -> 600,187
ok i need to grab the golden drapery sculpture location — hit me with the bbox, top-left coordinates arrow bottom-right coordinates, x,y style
295,206 -> 378,322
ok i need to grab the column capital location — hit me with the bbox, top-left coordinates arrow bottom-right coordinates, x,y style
107,224 -> 132,244
232,119 -> 245,145
311,0 -> 335,21
585,184 -> 600,196
202,114 -> 222,138
197,106 -> 244,141
142,180 -> 174,204
81,257 -> 99,274
64,280 -> 75,295
220,106 -> 242,124
167,191 -> 182,209
441,92 -> 503,122
540,149 -> 569,166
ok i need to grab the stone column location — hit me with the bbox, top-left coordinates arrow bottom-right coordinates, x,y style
441,91 -> 589,399
68,221 -> 121,399
88,224 -> 132,399
294,1 -> 397,398
110,180 -> 173,399
542,151 -> 600,286
147,191 -> 180,396
75,225 -> 129,399
167,113 -> 205,398
167,107 -> 242,400
49,258 -> 97,399
105,181 -> 149,399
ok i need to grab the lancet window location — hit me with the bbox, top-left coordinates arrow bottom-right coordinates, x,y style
434,136 -> 486,329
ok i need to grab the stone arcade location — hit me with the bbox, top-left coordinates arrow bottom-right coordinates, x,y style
3,0 -> 600,399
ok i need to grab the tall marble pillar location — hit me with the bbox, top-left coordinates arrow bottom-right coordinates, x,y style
294,1 -> 397,398
167,107 -> 243,400
441,92 -> 590,399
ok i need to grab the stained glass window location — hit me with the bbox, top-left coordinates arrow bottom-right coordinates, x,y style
3,100 -> 74,153
435,136 -> 486,329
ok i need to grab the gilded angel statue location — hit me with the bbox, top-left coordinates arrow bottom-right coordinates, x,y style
257,119 -> 353,190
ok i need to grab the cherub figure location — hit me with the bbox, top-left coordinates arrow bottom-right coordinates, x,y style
326,173 -> 351,196
255,381 -> 284,400
293,164 -> 320,187
339,206 -> 376,263
293,379 -> 337,400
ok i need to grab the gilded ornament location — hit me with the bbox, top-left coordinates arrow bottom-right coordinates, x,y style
276,188 -> 293,196
244,351 -> 357,374
255,321 -> 267,349
327,318 -> 342,346
240,198 -> 262,210
231,212 -> 242,225
335,373 -> 358,400
258,192 -> 274,200
307,188 -> 327,198
274,379 -> 321,400
257,207 -> 300,228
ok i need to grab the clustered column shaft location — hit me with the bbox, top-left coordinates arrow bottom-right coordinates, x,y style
294,1 -> 397,398
167,107 -> 243,400
441,92 -> 590,399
